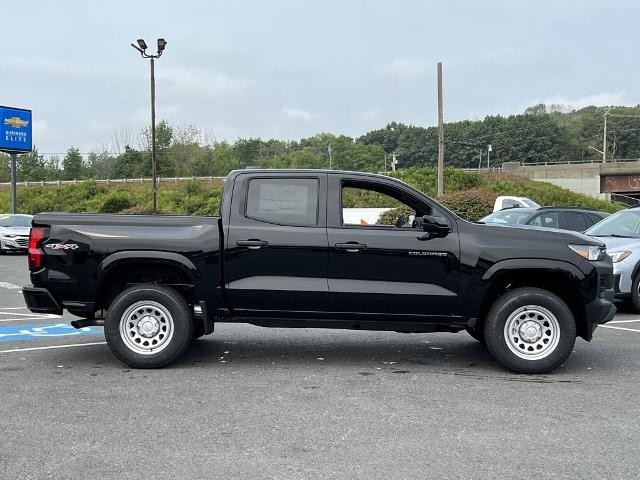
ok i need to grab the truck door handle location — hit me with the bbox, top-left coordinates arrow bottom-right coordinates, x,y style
236,239 -> 269,249
334,242 -> 367,253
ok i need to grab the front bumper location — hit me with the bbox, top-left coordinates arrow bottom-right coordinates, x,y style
584,261 -> 617,339
22,286 -> 62,315
1,236 -> 28,251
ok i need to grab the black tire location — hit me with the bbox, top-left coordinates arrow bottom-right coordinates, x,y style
465,327 -> 485,344
484,287 -> 576,374
104,284 -> 194,368
629,274 -> 640,313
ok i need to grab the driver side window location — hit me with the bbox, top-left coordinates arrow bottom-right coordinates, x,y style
341,183 -> 425,229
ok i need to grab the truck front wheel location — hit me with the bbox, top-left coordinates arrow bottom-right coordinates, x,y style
484,287 -> 576,374
104,284 -> 194,368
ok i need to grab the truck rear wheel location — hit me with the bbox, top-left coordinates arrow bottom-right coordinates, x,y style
484,287 -> 576,374
104,284 -> 194,368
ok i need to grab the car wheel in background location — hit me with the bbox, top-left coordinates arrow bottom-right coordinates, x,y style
484,287 -> 576,374
104,284 -> 194,368
630,274 -> 640,313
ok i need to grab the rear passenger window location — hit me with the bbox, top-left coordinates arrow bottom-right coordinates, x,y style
246,178 -> 318,226
530,212 -> 560,229
562,212 -> 588,231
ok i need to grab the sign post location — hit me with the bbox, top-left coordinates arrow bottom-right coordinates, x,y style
10,154 -> 17,214
0,106 -> 33,214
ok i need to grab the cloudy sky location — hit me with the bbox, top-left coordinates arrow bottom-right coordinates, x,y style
2,0 -> 638,154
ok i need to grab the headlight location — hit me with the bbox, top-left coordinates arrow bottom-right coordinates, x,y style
608,250 -> 632,263
568,244 -> 604,261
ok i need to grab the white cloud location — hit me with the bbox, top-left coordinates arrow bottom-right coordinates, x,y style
159,68 -> 254,98
2,56 -> 131,82
32,119 -> 50,137
281,107 -> 318,122
523,91 -> 630,111
375,58 -> 431,82
355,108 -> 381,122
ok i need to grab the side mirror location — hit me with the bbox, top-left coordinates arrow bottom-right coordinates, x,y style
422,215 -> 452,238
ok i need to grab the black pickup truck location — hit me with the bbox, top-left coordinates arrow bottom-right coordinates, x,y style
23,169 -> 616,373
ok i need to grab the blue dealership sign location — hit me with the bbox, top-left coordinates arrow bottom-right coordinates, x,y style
0,105 -> 32,152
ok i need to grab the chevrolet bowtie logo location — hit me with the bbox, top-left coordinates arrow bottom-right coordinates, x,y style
4,116 -> 29,128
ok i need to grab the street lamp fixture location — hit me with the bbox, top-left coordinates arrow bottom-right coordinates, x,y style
131,37 -> 167,213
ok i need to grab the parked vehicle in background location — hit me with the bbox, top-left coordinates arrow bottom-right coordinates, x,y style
585,208 -> 640,311
23,169 -> 615,374
493,196 -> 540,212
480,207 -> 608,232
0,214 -> 33,254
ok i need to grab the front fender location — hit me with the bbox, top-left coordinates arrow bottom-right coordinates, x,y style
481,258 -> 585,282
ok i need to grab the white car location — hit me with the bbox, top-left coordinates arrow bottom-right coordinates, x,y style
0,214 -> 33,254
493,196 -> 540,212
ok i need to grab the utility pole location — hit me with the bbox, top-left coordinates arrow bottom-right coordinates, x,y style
602,108 -> 610,163
487,144 -> 492,169
437,62 -> 444,196
10,153 -> 17,214
477,150 -> 482,172
391,152 -> 399,172
328,144 -> 332,170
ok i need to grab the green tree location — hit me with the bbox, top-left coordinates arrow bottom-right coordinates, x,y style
17,148 -> 49,181
62,147 -> 84,180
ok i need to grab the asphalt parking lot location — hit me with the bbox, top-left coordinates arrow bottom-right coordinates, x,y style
1,254 -> 639,479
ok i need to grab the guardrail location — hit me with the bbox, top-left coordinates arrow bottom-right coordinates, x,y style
521,158 -> 640,166
0,176 -> 227,188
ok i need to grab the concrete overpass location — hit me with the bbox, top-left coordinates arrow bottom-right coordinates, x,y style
501,159 -> 640,202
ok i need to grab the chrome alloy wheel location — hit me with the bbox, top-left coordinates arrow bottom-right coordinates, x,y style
504,305 -> 560,360
119,301 -> 174,355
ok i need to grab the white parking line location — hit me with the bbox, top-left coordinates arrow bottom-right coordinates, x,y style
608,319 -> 640,324
0,306 -> 28,310
601,325 -> 640,333
0,282 -> 22,290
0,311 -> 61,317
0,342 -> 107,354
0,317 -> 59,323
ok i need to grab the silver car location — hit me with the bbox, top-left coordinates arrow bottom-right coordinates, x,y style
585,208 -> 640,310
0,214 -> 33,254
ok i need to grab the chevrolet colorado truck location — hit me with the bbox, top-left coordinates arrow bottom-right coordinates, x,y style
22,169 -> 616,373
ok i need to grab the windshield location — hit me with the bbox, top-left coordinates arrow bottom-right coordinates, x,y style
585,210 -> 640,238
481,210 -> 533,225
0,215 -> 33,228
522,199 -> 540,208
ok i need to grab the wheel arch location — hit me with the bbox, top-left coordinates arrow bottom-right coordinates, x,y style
96,251 -> 199,310
477,261 -> 591,340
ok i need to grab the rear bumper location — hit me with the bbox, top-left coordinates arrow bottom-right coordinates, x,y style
22,286 -> 62,315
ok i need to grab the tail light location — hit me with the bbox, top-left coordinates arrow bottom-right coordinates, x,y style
28,227 -> 49,271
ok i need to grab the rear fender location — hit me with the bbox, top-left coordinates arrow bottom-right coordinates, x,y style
97,250 -> 200,286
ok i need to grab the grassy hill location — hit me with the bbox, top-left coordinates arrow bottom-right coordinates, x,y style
0,168 -> 623,221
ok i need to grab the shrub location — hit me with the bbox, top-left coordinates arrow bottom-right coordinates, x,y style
377,205 -> 414,226
99,191 -> 134,213
120,205 -> 173,215
439,189 -> 498,221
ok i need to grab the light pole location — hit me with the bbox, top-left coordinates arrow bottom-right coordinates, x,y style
131,37 -> 167,214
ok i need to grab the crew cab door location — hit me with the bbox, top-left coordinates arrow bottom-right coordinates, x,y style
224,173 -> 329,317
326,174 -> 459,320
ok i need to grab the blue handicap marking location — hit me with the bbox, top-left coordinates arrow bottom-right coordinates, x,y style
0,323 -> 102,343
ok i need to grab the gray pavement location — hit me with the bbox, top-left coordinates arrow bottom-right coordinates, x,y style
0,253 -> 639,479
